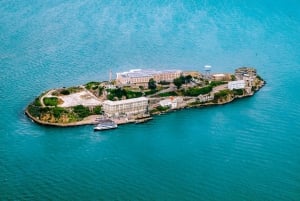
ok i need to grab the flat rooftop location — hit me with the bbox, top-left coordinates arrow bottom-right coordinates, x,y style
103,97 -> 148,106
117,69 -> 182,78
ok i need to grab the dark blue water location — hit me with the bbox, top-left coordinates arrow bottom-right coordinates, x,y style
1,1 -> 300,200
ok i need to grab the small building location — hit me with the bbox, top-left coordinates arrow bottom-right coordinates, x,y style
212,74 -> 226,81
235,67 -> 257,80
159,97 -> 183,109
103,97 -> 149,117
198,94 -> 214,103
228,80 -> 246,90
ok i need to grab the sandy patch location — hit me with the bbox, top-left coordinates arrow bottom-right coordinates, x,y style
58,91 -> 102,107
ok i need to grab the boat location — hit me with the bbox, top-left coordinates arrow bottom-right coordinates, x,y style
93,119 -> 118,131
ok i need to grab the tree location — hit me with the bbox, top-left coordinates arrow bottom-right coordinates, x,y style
185,75 -> 192,83
148,78 -> 157,90
173,77 -> 183,89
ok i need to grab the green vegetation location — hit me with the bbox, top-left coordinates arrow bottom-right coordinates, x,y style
209,81 -> 226,87
43,97 -> 59,106
232,89 -> 244,96
107,88 -> 143,100
107,88 -> 125,100
73,105 -> 91,119
173,75 -> 192,89
93,106 -> 103,115
231,75 -> 236,81
183,86 -> 213,96
53,107 -> 66,118
126,90 -> 143,99
150,105 -> 170,114
85,81 -> 100,90
98,86 -> 104,96
60,89 -> 70,95
214,90 -> 232,101
158,80 -> 170,85
59,87 -> 82,95
27,105 -> 41,118
156,105 -> 170,112
33,98 -> 42,107
157,91 -> 178,97
256,75 -> 264,81
148,78 -> 157,90
58,86 -> 82,95
145,89 -> 158,96
27,96 -> 103,122
173,76 -> 183,89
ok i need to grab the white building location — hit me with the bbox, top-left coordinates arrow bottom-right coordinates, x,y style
159,97 -> 183,109
198,94 -> 214,103
116,69 -> 182,86
103,97 -> 148,116
228,80 -> 246,90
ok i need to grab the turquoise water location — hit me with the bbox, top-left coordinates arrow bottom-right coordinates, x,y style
1,0 -> 300,200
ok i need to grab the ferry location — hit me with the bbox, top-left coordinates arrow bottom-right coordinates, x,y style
94,119 -> 118,131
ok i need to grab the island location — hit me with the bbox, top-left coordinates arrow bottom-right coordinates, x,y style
25,67 -> 265,128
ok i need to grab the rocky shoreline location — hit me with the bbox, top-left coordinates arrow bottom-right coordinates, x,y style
25,67 -> 265,128
25,82 -> 264,127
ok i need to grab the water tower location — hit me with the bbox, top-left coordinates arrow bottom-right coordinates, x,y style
204,65 -> 211,78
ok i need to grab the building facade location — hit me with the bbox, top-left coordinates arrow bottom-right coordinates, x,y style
102,97 -> 149,116
159,97 -> 183,109
116,69 -> 182,86
228,80 -> 246,90
235,67 -> 257,80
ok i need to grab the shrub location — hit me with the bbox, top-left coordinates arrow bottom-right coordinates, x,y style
61,89 -> 70,95
231,75 -> 236,81
52,107 -> 66,118
256,75 -> 264,81
233,89 -> 244,96
173,77 -> 184,89
214,90 -> 232,100
33,98 -> 42,106
158,91 -> 178,97
107,88 -> 144,100
106,88 -> 125,100
93,106 -> 103,115
209,81 -> 226,87
156,105 -> 170,112
145,89 -> 158,96
73,105 -> 91,119
28,105 -> 41,118
148,78 -> 157,90
159,80 -> 170,85
184,86 -> 213,96
98,86 -> 104,96
44,97 -> 59,106
85,81 -> 100,90
126,90 -> 143,99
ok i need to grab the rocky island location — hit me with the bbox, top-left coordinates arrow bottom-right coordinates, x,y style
25,67 -> 265,127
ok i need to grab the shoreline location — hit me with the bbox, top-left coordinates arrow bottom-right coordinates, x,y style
25,67 -> 265,128
25,83 -> 264,127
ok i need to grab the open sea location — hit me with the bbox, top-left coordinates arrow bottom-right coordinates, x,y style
1,0 -> 300,200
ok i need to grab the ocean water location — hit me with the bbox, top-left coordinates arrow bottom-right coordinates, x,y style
1,0 -> 300,200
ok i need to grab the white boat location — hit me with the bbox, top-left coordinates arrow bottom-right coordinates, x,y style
94,119 -> 118,131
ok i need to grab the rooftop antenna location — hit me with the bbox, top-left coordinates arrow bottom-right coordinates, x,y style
204,65 -> 211,78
